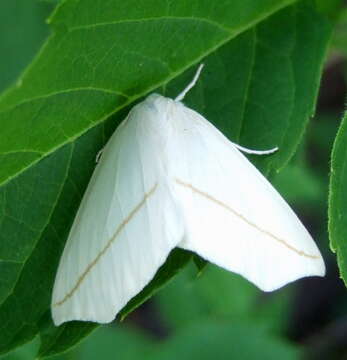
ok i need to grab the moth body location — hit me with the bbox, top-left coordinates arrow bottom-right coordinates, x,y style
51,68 -> 325,326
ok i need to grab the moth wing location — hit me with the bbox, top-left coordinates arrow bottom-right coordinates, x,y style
52,100 -> 184,325
171,105 -> 325,291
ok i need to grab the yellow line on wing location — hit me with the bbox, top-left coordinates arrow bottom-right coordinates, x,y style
54,183 -> 158,307
175,178 -> 319,260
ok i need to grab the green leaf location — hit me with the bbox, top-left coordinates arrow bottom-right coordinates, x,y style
156,261 -> 293,334
73,326 -> 153,360
0,0 -> 332,357
0,125 -> 105,354
43,320 -> 301,360
0,0 -> 299,184
150,320 -> 301,360
272,163 -> 325,209
315,0 -> 342,18
329,111 -> 347,284
164,1 -> 331,175
0,146 -> 72,307
0,0 -> 52,92
156,263 -> 258,330
38,315 -> 97,359
0,337 -> 39,360
331,7 -> 347,56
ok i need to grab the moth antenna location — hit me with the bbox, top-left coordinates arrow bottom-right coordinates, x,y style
175,64 -> 204,102
232,142 -> 278,155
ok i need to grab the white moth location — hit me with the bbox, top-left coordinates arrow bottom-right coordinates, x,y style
51,65 -> 325,326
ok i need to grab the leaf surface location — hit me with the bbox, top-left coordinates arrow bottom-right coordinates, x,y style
329,111 -> 347,284
0,0 -> 332,356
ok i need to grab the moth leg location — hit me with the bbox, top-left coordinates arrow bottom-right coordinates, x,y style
231,142 -> 278,156
95,147 -> 105,163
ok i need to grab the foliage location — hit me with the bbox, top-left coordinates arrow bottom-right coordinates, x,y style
0,0 -> 343,358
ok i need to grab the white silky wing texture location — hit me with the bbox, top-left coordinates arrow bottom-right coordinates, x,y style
52,92 -> 325,326
169,103 -> 325,291
51,96 -> 184,325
